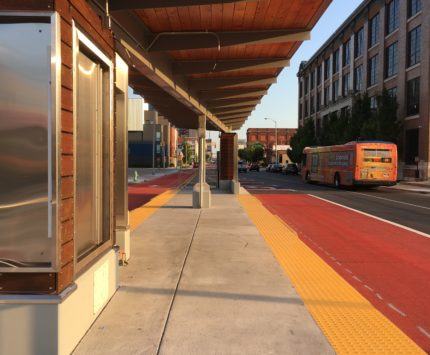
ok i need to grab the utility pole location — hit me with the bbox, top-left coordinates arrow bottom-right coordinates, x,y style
265,117 -> 278,163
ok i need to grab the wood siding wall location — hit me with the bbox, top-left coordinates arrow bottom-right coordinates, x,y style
0,0 -> 115,294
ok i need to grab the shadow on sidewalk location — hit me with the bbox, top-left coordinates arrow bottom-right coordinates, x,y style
117,286 -> 304,305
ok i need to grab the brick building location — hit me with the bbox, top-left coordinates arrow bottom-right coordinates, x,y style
246,128 -> 297,163
297,0 -> 429,180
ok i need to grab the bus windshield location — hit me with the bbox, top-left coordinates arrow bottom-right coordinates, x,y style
363,149 -> 392,163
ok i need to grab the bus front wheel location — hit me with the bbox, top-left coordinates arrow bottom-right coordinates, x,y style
305,171 -> 311,182
334,173 -> 340,188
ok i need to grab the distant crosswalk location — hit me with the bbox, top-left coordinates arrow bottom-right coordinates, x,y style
239,177 -> 279,190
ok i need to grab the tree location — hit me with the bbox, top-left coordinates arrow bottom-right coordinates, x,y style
182,141 -> 192,164
287,118 -> 316,163
239,143 -> 265,162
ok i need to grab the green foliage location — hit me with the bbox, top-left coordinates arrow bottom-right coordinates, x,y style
239,143 -> 265,163
182,142 -> 193,164
287,119 -> 316,163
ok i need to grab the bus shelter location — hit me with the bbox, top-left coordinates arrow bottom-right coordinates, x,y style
0,1 -> 330,354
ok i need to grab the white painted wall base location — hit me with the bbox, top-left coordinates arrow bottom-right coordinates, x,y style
192,183 -> 211,208
115,227 -> 131,261
0,250 -> 119,355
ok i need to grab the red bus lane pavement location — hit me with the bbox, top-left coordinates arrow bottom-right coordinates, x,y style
128,170 -> 195,211
254,193 -> 430,353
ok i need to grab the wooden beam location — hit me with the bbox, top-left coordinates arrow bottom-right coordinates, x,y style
173,58 -> 289,75
219,113 -> 250,120
217,110 -> 253,119
207,99 -> 260,109
212,105 -> 256,115
110,0 -> 252,10
200,89 -> 267,101
147,29 -> 310,51
189,76 -> 276,90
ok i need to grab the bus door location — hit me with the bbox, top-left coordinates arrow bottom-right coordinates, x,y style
311,153 -> 319,178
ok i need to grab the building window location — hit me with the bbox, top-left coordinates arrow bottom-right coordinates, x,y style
310,95 -> 315,114
317,64 -> 322,85
332,80 -> 339,102
368,55 -> 379,87
405,129 -> 419,164
407,77 -> 420,116
316,91 -> 321,111
299,80 -> 303,98
355,27 -> 364,58
386,0 -> 399,35
342,72 -> 350,96
333,48 -> 340,74
304,76 -> 309,94
369,13 -> 380,48
310,71 -> 315,90
385,41 -> 398,78
324,86 -> 330,106
305,99 -> 309,117
324,58 -> 330,80
408,26 -> 421,67
299,103 -> 303,120
354,65 -> 363,92
370,96 -> 377,110
408,0 -> 422,18
343,39 -> 351,66
387,87 -> 397,98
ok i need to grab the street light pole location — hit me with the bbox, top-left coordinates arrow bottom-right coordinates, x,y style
265,117 -> 278,164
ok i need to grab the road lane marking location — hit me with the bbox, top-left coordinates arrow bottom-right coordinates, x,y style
364,285 -> 374,292
417,326 -> 430,339
309,194 -> 430,240
345,268 -> 353,274
388,303 -> 407,317
352,275 -> 362,283
376,293 -> 384,300
351,191 -> 430,210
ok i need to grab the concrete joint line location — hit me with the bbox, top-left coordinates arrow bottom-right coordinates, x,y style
155,209 -> 202,355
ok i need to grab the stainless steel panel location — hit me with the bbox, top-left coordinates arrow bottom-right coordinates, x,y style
75,52 -> 101,259
0,21 -> 53,267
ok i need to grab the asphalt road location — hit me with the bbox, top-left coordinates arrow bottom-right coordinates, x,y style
238,171 -> 430,235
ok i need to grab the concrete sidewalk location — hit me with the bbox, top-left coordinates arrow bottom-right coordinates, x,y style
73,187 -> 333,354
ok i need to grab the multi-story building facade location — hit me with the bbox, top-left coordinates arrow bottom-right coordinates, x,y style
297,0 -> 429,180
247,128 -> 297,163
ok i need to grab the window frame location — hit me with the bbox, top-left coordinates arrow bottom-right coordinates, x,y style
385,41 -> 398,78
406,77 -> 420,116
355,27 -> 364,58
368,54 -> 379,87
408,25 -> 421,67
386,0 -> 399,35
73,25 -> 114,274
369,13 -> 380,48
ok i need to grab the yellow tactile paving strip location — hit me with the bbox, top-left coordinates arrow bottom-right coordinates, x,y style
130,173 -> 196,231
238,194 -> 425,354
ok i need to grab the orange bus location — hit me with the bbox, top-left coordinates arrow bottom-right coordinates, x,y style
301,141 -> 397,187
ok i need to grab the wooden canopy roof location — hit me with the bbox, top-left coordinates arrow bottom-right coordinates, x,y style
94,0 -> 331,131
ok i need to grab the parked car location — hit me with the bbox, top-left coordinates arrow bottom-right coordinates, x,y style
271,163 -> 283,173
249,163 -> 260,172
284,163 -> 299,175
238,161 -> 249,173
265,164 -> 273,172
